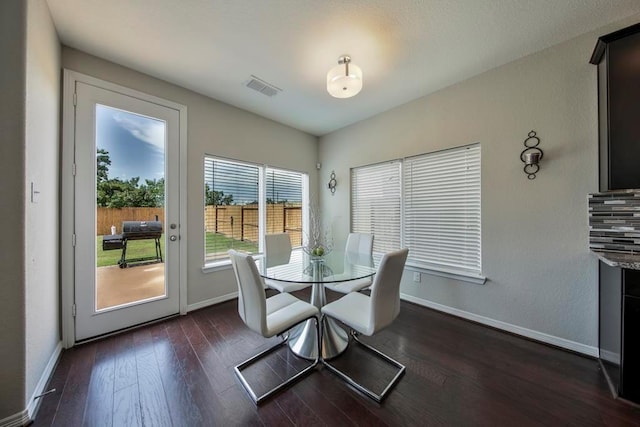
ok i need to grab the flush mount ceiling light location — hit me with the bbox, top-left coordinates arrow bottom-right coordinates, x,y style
327,55 -> 363,98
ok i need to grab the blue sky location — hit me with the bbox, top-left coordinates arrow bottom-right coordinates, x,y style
96,104 -> 165,183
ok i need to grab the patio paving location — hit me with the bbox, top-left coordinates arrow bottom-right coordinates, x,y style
96,262 -> 165,310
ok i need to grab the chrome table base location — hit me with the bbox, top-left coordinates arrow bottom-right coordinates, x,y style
288,262 -> 349,360
288,315 -> 348,360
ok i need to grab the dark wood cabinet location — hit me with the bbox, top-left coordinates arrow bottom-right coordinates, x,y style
591,23 -> 640,404
598,262 -> 622,393
590,23 -> 640,191
622,269 -> 640,402
599,264 -> 640,403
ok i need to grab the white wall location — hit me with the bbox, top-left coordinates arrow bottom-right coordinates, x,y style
25,0 -> 61,410
0,0 -> 60,421
0,0 -> 27,419
319,18 -> 639,352
62,48 -> 319,308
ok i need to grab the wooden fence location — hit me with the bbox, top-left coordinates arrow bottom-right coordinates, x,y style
97,204 -> 302,244
97,207 -> 164,235
205,204 -> 302,246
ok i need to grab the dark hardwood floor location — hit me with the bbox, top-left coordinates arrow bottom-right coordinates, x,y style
34,290 -> 640,426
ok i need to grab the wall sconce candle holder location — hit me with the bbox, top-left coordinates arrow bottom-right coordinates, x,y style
520,130 -> 543,179
327,171 -> 337,195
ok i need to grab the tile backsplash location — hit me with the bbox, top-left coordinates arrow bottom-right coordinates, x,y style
589,189 -> 640,254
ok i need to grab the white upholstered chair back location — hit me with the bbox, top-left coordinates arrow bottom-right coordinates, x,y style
368,248 -> 409,334
264,233 -> 292,268
345,233 -> 374,256
228,250 -> 268,336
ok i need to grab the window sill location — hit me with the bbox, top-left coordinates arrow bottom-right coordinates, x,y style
405,263 -> 487,285
201,252 -> 263,274
202,260 -> 232,274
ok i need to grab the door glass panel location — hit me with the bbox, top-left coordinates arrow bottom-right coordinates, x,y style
95,104 -> 167,311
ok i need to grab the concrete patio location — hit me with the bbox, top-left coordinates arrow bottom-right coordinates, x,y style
96,262 -> 165,310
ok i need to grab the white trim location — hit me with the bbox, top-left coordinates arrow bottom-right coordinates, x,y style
202,260 -> 233,273
0,342 -> 63,427
178,87 -> 188,316
406,264 -> 487,285
61,69 -> 76,349
26,342 -> 63,420
61,69 -> 188,345
259,166 -> 266,253
400,293 -> 598,357
0,410 -> 29,427
187,292 -> 238,312
202,252 -> 265,274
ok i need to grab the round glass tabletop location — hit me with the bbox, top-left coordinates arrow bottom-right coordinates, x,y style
258,248 -> 376,284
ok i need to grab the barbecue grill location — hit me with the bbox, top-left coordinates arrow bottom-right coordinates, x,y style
102,220 -> 163,268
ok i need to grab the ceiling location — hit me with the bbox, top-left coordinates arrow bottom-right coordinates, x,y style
46,0 -> 640,136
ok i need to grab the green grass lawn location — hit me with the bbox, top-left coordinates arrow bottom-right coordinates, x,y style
205,232 -> 257,260
97,234 -> 165,267
97,232 -> 258,266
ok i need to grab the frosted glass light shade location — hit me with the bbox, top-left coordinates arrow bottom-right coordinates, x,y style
327,57 -> 362,98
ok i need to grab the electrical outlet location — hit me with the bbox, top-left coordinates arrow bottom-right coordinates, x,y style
413,272 -> 421,283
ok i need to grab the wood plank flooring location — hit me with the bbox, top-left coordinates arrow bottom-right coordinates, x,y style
33,291 -> 640,426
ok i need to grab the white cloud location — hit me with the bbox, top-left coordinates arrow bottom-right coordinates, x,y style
113,113 -> 166,152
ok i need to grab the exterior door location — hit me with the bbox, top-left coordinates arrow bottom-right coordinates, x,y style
73,80 -> 182,341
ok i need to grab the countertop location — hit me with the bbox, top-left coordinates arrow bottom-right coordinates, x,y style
592,251 -> 640,270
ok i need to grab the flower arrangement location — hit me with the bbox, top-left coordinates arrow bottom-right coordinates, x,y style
302,204 -> 333,259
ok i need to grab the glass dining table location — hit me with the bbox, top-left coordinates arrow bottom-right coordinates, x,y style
257,248 -> 377,360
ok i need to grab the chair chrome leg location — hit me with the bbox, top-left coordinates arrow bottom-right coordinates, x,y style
234,315 -> 320,405
322,329 -> 406,403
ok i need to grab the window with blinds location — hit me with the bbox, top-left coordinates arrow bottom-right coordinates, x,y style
265,168 -> 304,247
204,157 -> 260,262
351,161 -> 402,254
403,144 -> 481,274
203,156 -> 307,265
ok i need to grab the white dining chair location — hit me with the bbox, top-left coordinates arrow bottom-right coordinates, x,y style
324,232 -> 374,294
228,250 -> 320,404
264,233 -> 310,293
321,248 -> 409,403
345,232 -> 374,255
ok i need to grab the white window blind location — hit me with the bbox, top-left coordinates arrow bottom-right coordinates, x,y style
351,161 -> 401,254
265,167 -> 304,247
204,157 -> 260,262
403,144 -> 481,274
266,168 -> 302,205
203,158 -> 307,265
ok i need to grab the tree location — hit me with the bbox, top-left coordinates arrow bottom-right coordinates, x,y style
266,198 -> 288,204
96,148 -> 111,183
205,184 -> 233,206
95,149 -> 165,208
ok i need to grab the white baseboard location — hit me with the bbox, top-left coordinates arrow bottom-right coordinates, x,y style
0,341 -> 62,427
28,341 -> 63,420
600,349 -> 620,364
0,410 -> 29,427
400,293 -> 599,357
187,292 -> 238,312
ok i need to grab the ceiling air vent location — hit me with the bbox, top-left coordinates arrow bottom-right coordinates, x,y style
246,75 -> 282,97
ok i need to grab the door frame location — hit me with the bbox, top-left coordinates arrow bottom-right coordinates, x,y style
61,70 -> 188,348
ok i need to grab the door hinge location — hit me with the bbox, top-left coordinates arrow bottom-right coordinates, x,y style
72,304 -> 76,317
72,163 -> 76,176
73,92 -> 77,107
72,234 -> 76,247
